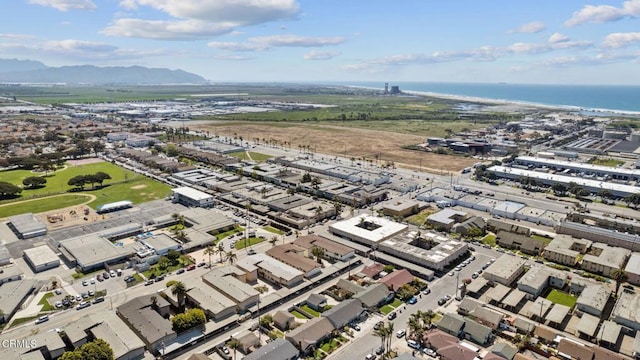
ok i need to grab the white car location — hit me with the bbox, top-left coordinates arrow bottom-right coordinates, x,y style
396,329 -> 406,338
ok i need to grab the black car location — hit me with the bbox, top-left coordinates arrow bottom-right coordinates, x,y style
198,262 -> 206,267
387,312 -> 397,320
374,321 -> 383,330
155,275 -> 165,282
438,298 -> 447,306
176,269 -> 185,274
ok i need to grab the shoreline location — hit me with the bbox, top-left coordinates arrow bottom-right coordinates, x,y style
346,85 -> 640,117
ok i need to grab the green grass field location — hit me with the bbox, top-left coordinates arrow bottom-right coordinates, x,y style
263,226 -> 283,235
38,292 -> 55,311
482,233 -> 497,247
301,305 -> 321,317
233,237 -> 265,250
531,234 -> 553,245
0,161 -> 171,217
546,289 -> 577,308
406,208 -> 437,226
290,310 -> 308,319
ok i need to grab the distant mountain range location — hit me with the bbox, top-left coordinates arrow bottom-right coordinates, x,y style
0,59 -> 207,85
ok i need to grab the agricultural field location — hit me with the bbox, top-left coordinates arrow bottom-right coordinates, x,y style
0,160 -> 171,217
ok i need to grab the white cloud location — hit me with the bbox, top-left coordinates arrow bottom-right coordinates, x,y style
565,0 -> 640,26
27,0 -> 96,11
208,35 -> 346,51
548,32 -> 570,43
102,19 -> 238,40
303,50 -> 340,60
603,32 -> 640,48
107,0 -> 300,39
213,54 -> 252,60
0,33 -> 37,40
345,39 -> 593,73
0,38 -> 173,61
508,21 -> 546,34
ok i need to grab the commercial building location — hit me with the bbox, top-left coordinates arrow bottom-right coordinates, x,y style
514,155 -> 640,181
382,200 -> 420,218
483,255 -> 526,287
23,245 -> 60,273
171,186 -> 214,208
6,213 -> 47,239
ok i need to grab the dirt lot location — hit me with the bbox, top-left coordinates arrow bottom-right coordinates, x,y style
191,121 -> 477,173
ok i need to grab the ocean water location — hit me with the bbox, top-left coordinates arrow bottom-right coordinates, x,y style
340,81 -> 640,113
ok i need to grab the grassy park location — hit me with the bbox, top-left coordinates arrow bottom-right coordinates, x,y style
228,151 -> 273,162
0,161 -> 171,217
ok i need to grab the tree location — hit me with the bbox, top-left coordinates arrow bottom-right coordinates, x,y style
373,323 -> 388,356
226,250 -> 238,265
218,242 -> 226,263
94,171 -> 111,187
259,314 -> 273,328
311,246 -> 324,264
67,175 -> 87,190
23,176 -> 46,189
171,281 -> 187,311
611,267 -> 628,295
552,182 -> 567,196
166,249 -> 181,265
0,181 -> 22,197
171,308 -> 206,332
333,201 -> 343,218
60,339 -> 114,360
269,236 -> 278,247
157,256 -> 170,270
204,245 -> 217,268
385,321 -> 394,355
227,338 -> 242,360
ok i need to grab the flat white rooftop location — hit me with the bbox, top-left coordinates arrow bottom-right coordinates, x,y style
172,186 -> 213,201
329,214 -> 408,243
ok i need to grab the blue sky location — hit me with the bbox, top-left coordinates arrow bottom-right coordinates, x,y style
2,0 -> 640,84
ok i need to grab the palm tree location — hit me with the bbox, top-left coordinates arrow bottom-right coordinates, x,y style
171,281 -> 187,311
611,267 -> 628,295
227,338 -> 241,360
311,246 -> 324,264
373,324 -> 388,356
385,321 -> 394,355
226,250 -> 238,265
150,295 -> 157,307
204,245 -> 217,268
218,243 -> 226,263
269,236 -> 278,247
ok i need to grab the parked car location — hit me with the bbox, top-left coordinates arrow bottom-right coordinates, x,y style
423,348 -> 437,357
352,323 -> 361,331
197,262 -> 206,267
396,329 -> 406,338
407,296 -> 417,305
247,249 -> 256,255
387,312 -> 397,320
102,272 -> 110,279
97,274 -> 104,282
54,289 -> 62,295
155,275 -> 165,282
176,269 -> 185,274
365,355 -> 377,360
407,339 -> 420,349
438,298 -> 447,306
186,264 -> 196,271
76,301 -> 91,310
93,297 -> 105,304
90,278 -> 95,284
35,315 -> 49,324
82,280 -> 88,286
145,280 -> 154,286
88,290 -> 95,296
375,346 -> 384,355
55,301 -> 62,308
422,288 -> 431,295
374,321 -> 384,330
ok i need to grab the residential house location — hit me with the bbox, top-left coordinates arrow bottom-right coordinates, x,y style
243,338 -> 298,360
491,343 -> 518,360
321,299 -> 366,329
581,243 -> 630,278
496,231 -> 546,256
436,313 -> 465,337
463,320 -> 493,345
354,283 -> 394,309
273,311 -> 295,331
380,269 -> 414,292
285,317 -> 334,354
306,294 -> 327,312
